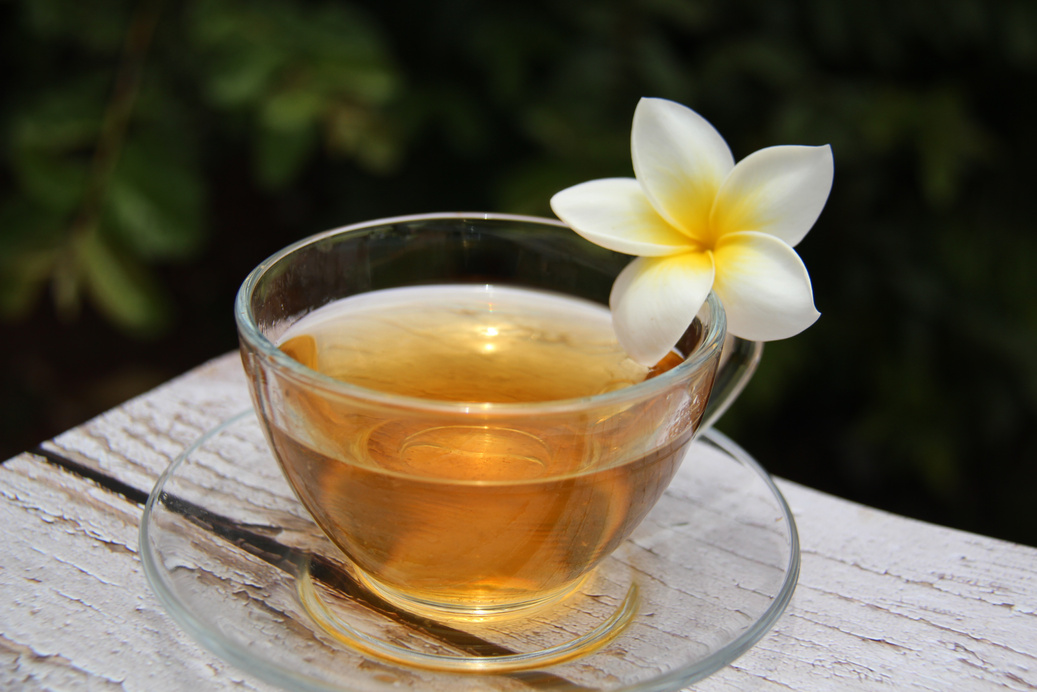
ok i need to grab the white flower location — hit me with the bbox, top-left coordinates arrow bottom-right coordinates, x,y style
550,97 -> 834,365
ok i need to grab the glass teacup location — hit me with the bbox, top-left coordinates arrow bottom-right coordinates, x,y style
235,213 -> 758,625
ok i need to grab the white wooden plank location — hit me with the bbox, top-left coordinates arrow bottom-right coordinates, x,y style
0,455 -> 277,691
696,482 -> 1037,691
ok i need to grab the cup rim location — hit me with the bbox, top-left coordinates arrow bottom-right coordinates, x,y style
234,212 -> 727,415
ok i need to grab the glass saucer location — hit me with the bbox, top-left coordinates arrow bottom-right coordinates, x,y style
140,409 -> 799,691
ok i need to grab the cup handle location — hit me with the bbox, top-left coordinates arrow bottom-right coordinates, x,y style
699,336 -> 764,431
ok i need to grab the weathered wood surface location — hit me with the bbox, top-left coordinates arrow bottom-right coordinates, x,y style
2,352 -> 1036,690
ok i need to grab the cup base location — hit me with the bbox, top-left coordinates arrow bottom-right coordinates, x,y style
297,559 -> 640,673
351,568 -> 590,623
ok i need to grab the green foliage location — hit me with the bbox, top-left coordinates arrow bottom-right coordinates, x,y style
3,0 -> 1037,541
1,0 -> 402,330
189,0 -> 404,183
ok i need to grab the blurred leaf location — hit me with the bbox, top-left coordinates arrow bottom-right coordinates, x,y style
324,103 -> 409,173
80,232 -> 171,336
51,234 -> 86,321
21,0 -> 131,51
0,198 -> 64,254
189,0 -> 403,184
9,150 -> 89,214
254,123 -> 317,189
104,133 -> 205,259
10,76 -> 107,153
191,3 -> 397,103
0,227 -> 56,320
0,197 -> 67,319
0,252 -> 54,319
260,87 -> 323,131
203,44 -> 286,108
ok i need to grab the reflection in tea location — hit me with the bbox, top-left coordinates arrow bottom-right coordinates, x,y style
268,285 -> 710,615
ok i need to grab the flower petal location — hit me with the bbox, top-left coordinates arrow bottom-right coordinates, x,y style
712,231 -> 819,341
631,97 -> 735,241
609,251 -> 715,365
712,144 -> 834,247
550,178 -> 694,256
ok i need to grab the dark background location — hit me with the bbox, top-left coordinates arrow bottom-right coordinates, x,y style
3,0 -> 1036,545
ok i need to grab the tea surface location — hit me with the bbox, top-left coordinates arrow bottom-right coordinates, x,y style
278,284 -> 680,403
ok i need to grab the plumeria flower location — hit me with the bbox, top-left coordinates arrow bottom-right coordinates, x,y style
551,97 -> 834,365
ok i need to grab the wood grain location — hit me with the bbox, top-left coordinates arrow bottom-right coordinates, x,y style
1,453 -> 276,691
2,352 -> 1035,690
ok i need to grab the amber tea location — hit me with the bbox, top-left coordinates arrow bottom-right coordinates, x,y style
267,284 -> 702,616
237,214 -> 735,625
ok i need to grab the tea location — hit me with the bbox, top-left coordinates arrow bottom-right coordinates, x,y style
278,284 -> 681,403
267,284 -> 705,615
